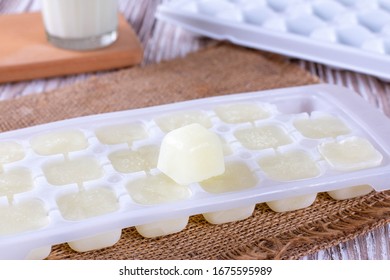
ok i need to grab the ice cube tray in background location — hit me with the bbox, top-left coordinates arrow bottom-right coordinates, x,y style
1,84 -> 390,259
156,0 -> 390,80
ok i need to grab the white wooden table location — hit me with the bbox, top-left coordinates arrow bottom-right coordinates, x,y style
0,0 -> 389,260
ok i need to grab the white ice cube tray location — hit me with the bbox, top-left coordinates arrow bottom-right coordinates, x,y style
156,0 -> 390,80
1,84 -> 390,259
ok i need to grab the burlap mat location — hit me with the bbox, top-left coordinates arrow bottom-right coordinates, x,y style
2,44 -> 389,259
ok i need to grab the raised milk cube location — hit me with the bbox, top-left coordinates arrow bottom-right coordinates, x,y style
157,123 -> 225,185
30,130 -> 88,156
318,136 -> 382,200
126,173 -> 191,238
258,150 -> 320,212
57,187 -> 120,252
200,161 -> 258,224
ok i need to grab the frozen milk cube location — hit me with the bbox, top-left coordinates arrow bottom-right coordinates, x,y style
0,168 -> 33,198
258,150 -> 321,181
67,229 -> 122,253
293,112 -> 351,139
127,173 -> 191,205
95,123 -> 148,146
43,157 -> 103,186
200,161 -> 258,194
258,150 -> 319,212
234,125 -> 292,150
157,123 -> 225,185
25,246 -> 52,260
318,136 -> 383,171
108,145 -> 159,173
266,193 -> 317,212
134,218 -> 189,238
154,110 -> 212,133
0,141 -> 25,165
327,184 -> 373,200
200,161 -> 258,224
126,173 -> 191,238
57,187 -> 119,221
57,187 -> 120,252
318,137 -> 382,203
30,130 -> 88,156
214,103 -> 272,124
202,205 -> 256,225
0,199 -> 49,236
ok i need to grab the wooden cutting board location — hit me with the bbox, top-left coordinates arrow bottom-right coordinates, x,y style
0,12 -> 143,83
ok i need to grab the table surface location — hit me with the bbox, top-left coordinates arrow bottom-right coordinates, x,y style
0,0 -> 389,260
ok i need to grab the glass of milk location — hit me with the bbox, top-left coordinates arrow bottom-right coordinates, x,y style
41,0 -> 118,50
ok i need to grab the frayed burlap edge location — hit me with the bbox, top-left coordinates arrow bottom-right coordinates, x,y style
223,191 -> 390,260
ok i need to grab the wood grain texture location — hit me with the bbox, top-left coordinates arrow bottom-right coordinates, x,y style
0,0 -> 389,260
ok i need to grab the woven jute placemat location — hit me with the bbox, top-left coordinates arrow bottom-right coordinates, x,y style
1,44 -> 389,259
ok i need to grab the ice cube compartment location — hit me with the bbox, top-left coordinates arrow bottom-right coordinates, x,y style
156,0 -> 390,80
1,84 -> 390,259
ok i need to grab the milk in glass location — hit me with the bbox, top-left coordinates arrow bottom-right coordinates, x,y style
41,0 -> 118,50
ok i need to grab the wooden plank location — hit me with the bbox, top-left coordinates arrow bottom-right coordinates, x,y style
0,12 -> 143,83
